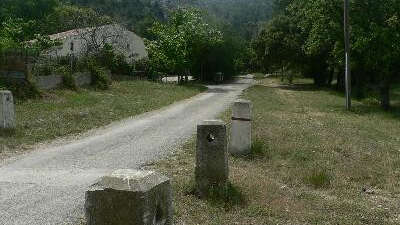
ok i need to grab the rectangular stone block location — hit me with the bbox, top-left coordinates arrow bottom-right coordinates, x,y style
195,120 -> 228,197
0,91 -> 16,130
230,99 -> 252,155
85,169 -> 173,225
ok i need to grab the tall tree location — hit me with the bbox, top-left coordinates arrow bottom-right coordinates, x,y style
147,8 -> 223,82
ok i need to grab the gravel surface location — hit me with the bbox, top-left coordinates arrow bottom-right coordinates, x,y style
0,77 -> 253,225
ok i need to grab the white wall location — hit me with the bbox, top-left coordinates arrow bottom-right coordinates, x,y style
45,25 -> 148,61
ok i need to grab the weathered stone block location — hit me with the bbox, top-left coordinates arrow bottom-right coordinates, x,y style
195,120 -> 228,197
229,99 -> 252,155
0,91 -> 16,130
85,169 -> 173,225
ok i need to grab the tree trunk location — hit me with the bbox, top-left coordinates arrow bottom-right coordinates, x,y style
201,63 -> 204,82
327,70 -> 334,86
185,69 -> 189,83
336,72 -> 345,91
344,0 -> 351,110
380,80 -> 390,111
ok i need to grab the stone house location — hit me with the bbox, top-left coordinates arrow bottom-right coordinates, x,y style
44,24 -> 148,62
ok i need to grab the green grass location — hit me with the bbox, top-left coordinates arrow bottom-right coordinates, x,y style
305,169 -> 332,188
250,140 -> 268,158
252,73 -> 265,80
145,77 -> 400,225
0,81 -> 205,158
186,180 -> 246,209
207,182 -> 246,208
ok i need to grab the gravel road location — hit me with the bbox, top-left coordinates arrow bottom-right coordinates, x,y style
0,77 -> 253,225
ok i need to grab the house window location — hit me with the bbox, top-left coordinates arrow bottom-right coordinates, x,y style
127,44 -> 130,49
70,42 -> 74,52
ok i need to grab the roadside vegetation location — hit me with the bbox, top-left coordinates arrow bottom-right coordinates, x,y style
0,81 -> 205,159
147,77 -> 400,224
1,1 -> 249,160
252,0 -> 400,110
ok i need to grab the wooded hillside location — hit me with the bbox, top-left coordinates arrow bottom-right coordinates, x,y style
64,0 -> 274,39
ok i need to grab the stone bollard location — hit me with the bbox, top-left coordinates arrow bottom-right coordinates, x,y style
195,120 -> 228,198
0,90 -> 16,130
85,169 -> 173,225
229,99 -> 252,155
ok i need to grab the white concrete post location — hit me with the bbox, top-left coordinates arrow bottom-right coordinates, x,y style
195,120 -> 228,198
0,90 -> 16,130
229,99 -> 252,155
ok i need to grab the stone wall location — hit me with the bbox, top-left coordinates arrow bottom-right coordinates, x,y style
35,72 -> 92,90
74,72 -> 92,87
35,74 -> 63,90
0,70 -> 27,85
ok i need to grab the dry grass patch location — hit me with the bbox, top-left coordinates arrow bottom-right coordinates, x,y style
147,77 -> 400,224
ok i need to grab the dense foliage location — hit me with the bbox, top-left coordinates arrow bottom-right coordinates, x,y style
64,0 -> 274,40
0,0 -> 111,52
163,0 -> 274,40
147,8 -> 222,82
253,0 -> 400,109
194,0 -> 274,40
62,0 -> 166,38
147,8 -> 249,82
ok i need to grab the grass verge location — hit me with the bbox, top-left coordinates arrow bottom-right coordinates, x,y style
0,81 -> 205,159
145,77 -> 400,224
252,73 -> 265,80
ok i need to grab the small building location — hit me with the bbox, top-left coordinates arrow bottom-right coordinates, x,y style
44,24 -> 148,61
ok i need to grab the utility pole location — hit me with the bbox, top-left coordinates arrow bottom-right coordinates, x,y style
344,0 -> 351,110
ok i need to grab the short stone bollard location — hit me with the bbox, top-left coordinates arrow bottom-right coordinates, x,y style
195,120 -> 228,198
0,90 -> 16,130
85,169 -> 173,225
229,99 -> 252,155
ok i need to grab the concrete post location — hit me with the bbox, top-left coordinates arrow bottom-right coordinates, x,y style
195,120 -> 228,198
0,90 -> 16,130
85,169 -> 173,225
229,99 -> 252,155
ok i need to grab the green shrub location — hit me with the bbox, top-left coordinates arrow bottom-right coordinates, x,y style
95,44 -> 132,75
97,44 -> 115,69
0,82 -> 6,90
148,71 -> 162,81
133,58 -> 150,72
76,57 -> 90,72
32,63 -> 53,76
54,66 -> 77,90
62,73 -> 77,90
89,63 -> 111,90
111,54 -> 132,75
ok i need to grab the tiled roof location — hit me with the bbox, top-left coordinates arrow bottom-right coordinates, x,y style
48,27 -> 91,40
48,24 -> 120,40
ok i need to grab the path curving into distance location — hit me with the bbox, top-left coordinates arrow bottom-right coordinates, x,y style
0,76 -> 254,225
